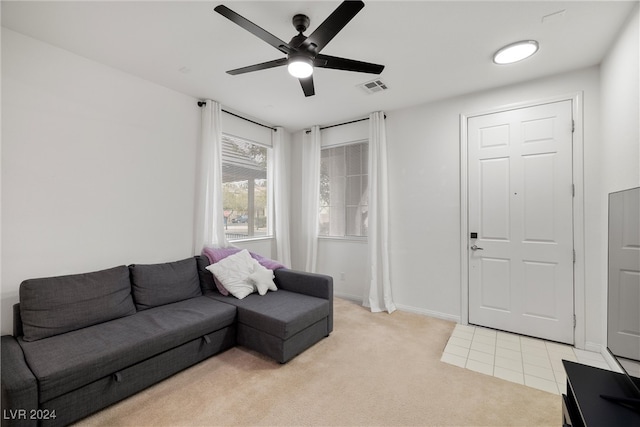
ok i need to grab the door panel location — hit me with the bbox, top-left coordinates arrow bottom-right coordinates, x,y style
480,158 -> 510,240
480,124 -> 510,148
480,257 -> 511,311
523,154 -> 556,242
523,260 -> 558,319
468,100 -> 574,344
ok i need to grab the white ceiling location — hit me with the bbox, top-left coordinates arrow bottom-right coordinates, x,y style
1,1 -> 636,132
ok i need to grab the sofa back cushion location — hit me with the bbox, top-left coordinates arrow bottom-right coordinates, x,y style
195,255 -> 217,294
20,265 -> 136,342
129,257 -> 202,311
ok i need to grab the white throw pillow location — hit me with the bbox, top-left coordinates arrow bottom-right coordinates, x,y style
248,265 -> 277,296
205,249 -> 257,299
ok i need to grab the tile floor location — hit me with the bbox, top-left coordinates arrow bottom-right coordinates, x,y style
441,324 -> 611,395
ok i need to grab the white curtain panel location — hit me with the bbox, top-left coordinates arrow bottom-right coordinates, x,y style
300,126 -> 322,273
272,126 -> 292,267
194,99 -> 229,254
365,112 -> 396,313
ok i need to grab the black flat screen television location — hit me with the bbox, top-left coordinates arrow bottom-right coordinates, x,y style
604,186 -> 640,411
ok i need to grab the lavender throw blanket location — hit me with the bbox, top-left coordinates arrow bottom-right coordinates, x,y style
201,246 -> 287,296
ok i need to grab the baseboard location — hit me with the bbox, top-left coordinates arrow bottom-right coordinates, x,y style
394,303 -> 460,323
334,292 -> 363,303
582,341 -> 624,372
598,345 -> 625,373
334,294 -> 460,323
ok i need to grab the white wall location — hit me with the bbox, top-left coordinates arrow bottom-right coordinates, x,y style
222,110 -> 273,147
600,4 -> 640,209
316,238 -> 367,300
1,29 -> 200,334
599,5 -> 640,348
385,101 -> 464,320
386,67 -> 602,332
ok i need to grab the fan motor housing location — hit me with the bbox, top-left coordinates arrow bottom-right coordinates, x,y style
289,33 -> 309,50
292,14 -> 310,33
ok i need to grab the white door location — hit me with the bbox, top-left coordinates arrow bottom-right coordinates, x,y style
468,100 -> 574,344
607,187 -> 640,360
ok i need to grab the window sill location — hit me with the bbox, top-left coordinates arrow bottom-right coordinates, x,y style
227,236 -> 274,243
318,236 -> 367,243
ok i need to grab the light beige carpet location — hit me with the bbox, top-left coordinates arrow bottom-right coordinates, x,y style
76,298 -> 560,426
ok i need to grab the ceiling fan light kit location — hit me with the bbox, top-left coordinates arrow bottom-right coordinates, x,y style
214,1 -> 385,97
288,55 -> 314,78
493,40 -> 539,64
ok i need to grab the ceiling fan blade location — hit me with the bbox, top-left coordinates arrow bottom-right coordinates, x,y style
315,54 -> 384,74
226,58 -> 288,75
299,75 -> 315,97
300,0 -> 364,53
214,5 -> 292,54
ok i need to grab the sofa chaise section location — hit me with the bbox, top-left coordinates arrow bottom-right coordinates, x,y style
207,290 -> 330,363
196,256 -> 334,363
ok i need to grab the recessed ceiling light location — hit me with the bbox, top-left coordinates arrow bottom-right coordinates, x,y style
493,40 -> 539,65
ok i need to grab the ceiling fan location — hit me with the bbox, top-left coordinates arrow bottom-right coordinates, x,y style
214,0 -> 385,97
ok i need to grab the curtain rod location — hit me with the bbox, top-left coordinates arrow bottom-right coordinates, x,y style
197,101 -> 277,131
305,114 -> 386,134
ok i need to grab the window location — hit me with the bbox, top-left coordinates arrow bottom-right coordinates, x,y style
319,141 -> 368,237
222,134 -> 271,241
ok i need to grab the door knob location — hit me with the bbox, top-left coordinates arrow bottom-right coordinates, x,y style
470,245 -> 484,251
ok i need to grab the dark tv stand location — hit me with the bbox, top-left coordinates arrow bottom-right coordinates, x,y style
600,393 -> 640,411
563,360 -> 640,426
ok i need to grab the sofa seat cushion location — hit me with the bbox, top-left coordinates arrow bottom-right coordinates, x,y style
207,290 -> 329,340
18,296 -> 236,403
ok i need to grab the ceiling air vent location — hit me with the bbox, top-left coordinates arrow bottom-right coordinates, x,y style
358,79 -> 389,94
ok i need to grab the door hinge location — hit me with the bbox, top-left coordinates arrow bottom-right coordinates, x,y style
572,184 -> 575,197
573,315 -> 577,328
572,120 -> 575,133
572,249 -> 576,263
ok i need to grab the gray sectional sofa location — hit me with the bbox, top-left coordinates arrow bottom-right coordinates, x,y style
1,255 -> 333,427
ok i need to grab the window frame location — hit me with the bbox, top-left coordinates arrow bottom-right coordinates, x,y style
221,132 -> 273,242
319,138 -> 369,241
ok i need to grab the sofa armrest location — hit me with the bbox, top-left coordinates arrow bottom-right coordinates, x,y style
274,269 -> 333,334
1,336 -> 38,427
